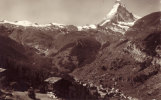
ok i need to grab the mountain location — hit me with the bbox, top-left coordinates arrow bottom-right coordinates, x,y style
0,0 -> 140,88
0,21 -> 120,56
71,11 -> 161,99
50,36 -> 101,73
125,11 -> 161,57
0,34 -> 55,90
98,0 -> 140,34
126,12 -> 161,40
0,0 -> 139,57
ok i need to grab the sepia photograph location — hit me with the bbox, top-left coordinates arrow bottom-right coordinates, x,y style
0,0 -> 160,100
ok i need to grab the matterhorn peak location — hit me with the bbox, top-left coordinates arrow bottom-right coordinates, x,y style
99,0 -> 140,34
106,0 -> 125,20
100,0 -> 139,26
115,0 -> 121,4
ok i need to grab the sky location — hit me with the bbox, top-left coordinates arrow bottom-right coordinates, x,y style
0,0 -> 160,25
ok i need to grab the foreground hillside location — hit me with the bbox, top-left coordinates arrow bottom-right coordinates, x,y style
0,35 -> 54,91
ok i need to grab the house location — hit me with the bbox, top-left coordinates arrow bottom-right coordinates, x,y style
0,68 -> 6,76
44,77 -> 62,91
0,68 -> 6,73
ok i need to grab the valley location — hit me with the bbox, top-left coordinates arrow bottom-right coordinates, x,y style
0,0 -> 161,100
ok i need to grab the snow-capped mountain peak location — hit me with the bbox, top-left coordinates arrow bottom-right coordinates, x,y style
14,20 -> 33,26
115,0 -> 121,3
106,0 -> 122,20
99,0 -> 140,35
77,24 -> 97,31
100,0 -> 139,26
0,20 -> 34,26
0,20 -> 67,28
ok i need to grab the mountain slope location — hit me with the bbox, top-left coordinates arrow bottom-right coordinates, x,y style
71,12 -> 161,100
50,37 -> 101,73
126,11 -> 161,39
0,35 -> 54,91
